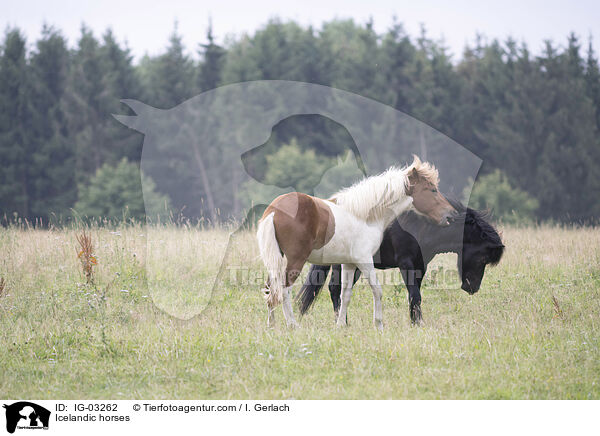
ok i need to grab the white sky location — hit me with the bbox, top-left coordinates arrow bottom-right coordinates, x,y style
3,0 -> 599,61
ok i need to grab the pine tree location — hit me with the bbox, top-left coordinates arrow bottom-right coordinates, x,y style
456,38 -> 512,163
540,36 -> 600,220
481,37 -> 600,220
141,25 -> 195,108
98,29 -> 143,163
64,26 -> 105,184
584,38 -> 600,218
585,37 -> 600,131
66,26 -> 143,194
28,25 -> 75,221
197,21 -> 225,92
379,20 -> 417,112
317,19 -> 380,98
0,29 -> 32,219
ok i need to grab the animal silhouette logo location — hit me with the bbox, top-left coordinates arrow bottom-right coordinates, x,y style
114,80 -> 482,320
3,402 -> 50,433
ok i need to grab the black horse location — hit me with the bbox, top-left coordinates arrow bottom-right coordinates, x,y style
296,200 -> 504,324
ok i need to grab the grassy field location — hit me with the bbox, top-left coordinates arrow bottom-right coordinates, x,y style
0,223 -> 599,399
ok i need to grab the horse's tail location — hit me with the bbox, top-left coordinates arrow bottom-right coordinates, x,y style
297,264 -> 331,315
256,212 -> 287,306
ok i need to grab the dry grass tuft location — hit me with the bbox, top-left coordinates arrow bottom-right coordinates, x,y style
76,230 -> 97,284
552,295 -> 564,320
0,277 -> 5,297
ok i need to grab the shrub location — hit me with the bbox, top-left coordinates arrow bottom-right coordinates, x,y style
75,158 -> 169,222
465,170 -> 539,225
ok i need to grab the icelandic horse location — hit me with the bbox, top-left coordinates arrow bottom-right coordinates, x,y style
256,156 -> 456,329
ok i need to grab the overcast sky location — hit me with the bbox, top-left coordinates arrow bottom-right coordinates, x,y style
3,0 -> 599,61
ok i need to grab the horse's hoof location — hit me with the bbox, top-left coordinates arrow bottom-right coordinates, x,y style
374,320 -> 384,331
411,318 -> 423,327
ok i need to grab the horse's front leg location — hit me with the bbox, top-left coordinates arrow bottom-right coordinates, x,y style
358,262 -> 384,331
398,257 -> 425,325
336,264 -> 357,327
408,283 -> 422,325
329,265 -> 362,324
329,264 -> 342,321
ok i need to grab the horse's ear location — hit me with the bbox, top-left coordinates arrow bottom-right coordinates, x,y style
408,167 -> 419,180
410,154 -> 422,168
407,167 -> 419,194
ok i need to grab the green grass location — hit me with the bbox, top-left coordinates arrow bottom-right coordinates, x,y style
0,223 -> 599,399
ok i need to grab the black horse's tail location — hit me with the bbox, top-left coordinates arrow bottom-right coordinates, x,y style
296,264 -> 332,315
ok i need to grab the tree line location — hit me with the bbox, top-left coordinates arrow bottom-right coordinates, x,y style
1,19 -> 599,224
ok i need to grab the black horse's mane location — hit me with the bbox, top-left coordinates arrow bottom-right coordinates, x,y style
448,198 -> 504,264
394,196 -> 504,264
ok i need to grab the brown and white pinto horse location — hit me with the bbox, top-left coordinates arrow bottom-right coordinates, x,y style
256,156 -> 456,329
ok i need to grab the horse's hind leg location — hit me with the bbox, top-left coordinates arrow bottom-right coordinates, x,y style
266,300 -> 276,327
281,286 -> 298,328
281,260 -> 304,328
265,287 -> 297,328
264,279 -> 277,328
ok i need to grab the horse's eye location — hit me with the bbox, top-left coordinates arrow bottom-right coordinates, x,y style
431,189 -> 437,193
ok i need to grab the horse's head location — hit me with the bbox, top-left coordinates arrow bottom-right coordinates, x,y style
406,156 -> 457,226
456,205 -> 504,294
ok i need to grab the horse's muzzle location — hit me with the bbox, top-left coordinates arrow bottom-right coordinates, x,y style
441,209 -> 462,226
438,212 -> 453,226
461,278 -> 480,294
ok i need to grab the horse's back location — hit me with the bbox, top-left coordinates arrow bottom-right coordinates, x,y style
262,192 -> 335,259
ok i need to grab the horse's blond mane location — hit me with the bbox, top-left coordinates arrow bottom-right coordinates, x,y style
329,156 -> 439,222
409,155 -> 439,186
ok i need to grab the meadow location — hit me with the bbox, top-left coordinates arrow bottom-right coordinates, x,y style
0,223 -> 599,399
